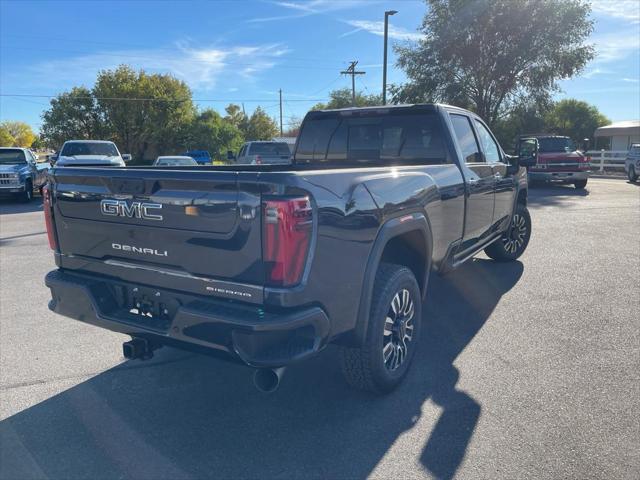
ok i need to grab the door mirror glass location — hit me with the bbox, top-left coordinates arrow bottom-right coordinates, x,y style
518,138 -> 538,167
121,154 -> 132,163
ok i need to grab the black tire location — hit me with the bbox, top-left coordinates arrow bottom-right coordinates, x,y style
20,180 -> 33,203
340,263 -> 422,394
629,166 -> 638,183
574,179 -> 588,189
484,203 -> 531,262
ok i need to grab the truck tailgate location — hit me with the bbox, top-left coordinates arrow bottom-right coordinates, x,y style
50,168 -> 264,299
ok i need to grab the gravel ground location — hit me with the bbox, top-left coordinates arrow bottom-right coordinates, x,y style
1,178 -> 638,480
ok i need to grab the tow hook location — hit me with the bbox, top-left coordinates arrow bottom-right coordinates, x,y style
122,337 -> 156,360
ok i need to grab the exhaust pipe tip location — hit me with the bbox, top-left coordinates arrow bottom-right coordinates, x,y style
253,367 -> 286,393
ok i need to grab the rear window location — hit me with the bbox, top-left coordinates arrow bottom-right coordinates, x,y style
0,149 -> 26,164
248,142 -> 291,156
156,157 -> 197,166
61,142 -> 119,157
538,137 -> 575,153
295,113 -> 448,166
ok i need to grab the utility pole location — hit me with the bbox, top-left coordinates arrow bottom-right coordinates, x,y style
382,10 -> 398,105
279,89 -> 283,136
340,61 -> 366,106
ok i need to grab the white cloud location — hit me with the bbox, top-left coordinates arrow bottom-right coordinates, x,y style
591,29 -> 640,63
622,77 -> 639,83
591,0 -> 640,24
581,67 -> 612,78
249,0 -> 377,22
342,20 -> 422,41
21,43 -> 289,91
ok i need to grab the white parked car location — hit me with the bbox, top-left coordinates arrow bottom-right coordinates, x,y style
153,156 -> 198,167
625,143 -> 640,183
53,140 -> 131,167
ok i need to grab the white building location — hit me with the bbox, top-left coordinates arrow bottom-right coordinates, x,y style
594,120 -> 640,150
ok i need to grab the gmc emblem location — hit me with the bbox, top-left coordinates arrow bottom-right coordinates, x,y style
100,199 -> 163,221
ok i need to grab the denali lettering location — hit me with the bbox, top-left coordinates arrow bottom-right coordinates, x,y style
112,243 -> 168,257
100,199 -> 163,221
205,286 -> 252,298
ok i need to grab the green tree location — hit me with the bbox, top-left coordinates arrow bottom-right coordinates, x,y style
0,125 -> 15,147
30,135 -> 45,150
187,109 -> 244,159
0,121 -> 36,147
41,87 -> 103,149
392,0 -> 595,126
243,107 -> 279,141
544,99 -> 609,145
283,115 -> 302,137
93,65 -> 195,160
312,88 -> 382,110
492,100 -> 552,152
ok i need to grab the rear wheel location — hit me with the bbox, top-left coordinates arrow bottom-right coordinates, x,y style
341,263 -> 422,393
574,179 -> 588,189
485,203 -> 531,262
629,165 -> 638,183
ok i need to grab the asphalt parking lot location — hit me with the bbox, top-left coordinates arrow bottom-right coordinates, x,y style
1,178 -> 638,480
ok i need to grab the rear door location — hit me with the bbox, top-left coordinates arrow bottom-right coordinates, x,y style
448,113 -> 495,248
51,167 -> 264,298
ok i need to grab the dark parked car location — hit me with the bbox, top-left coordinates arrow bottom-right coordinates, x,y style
43,104 -> 534,393
184,150 -> 212,165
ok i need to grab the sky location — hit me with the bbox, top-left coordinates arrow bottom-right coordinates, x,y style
0,0 -> 639,134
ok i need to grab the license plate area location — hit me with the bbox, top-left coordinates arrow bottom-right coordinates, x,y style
110,284 -> 180,331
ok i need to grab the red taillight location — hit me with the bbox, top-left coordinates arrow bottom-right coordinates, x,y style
262,196 -> 312,287
42,184 -> 57,250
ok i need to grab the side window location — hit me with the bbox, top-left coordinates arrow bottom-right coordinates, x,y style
295,118 -> 340,163
326,120 -> 347,162
450,114 -> 481,163
474,120 -> 501,163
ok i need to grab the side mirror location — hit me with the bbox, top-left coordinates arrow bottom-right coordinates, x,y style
226,150 -> 236,161
49,154 -> 58,165
505,154 -> 519,175
121,154 -> 132,163
517,138 -> 538,167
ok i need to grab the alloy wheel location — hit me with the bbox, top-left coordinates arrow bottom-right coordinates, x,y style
503,213 -> 527,254
382,288 -> 415,371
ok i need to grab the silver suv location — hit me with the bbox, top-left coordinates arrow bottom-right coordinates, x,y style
625,143 -> 640,183
235,141 -> 292,165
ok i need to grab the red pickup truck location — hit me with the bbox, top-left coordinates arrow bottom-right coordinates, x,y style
519,135 -> 590,189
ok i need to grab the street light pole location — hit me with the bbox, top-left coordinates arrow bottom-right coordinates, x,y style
382,10 -> 397,105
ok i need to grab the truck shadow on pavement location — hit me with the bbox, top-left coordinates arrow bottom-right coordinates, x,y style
1,259 -> 523,480
0,198 -> 43,215
527,183 -> 589,208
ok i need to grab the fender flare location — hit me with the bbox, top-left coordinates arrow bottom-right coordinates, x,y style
351,213 -> 433,346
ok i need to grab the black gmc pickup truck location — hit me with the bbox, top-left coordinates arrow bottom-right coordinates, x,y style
44,104 -> 535,393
